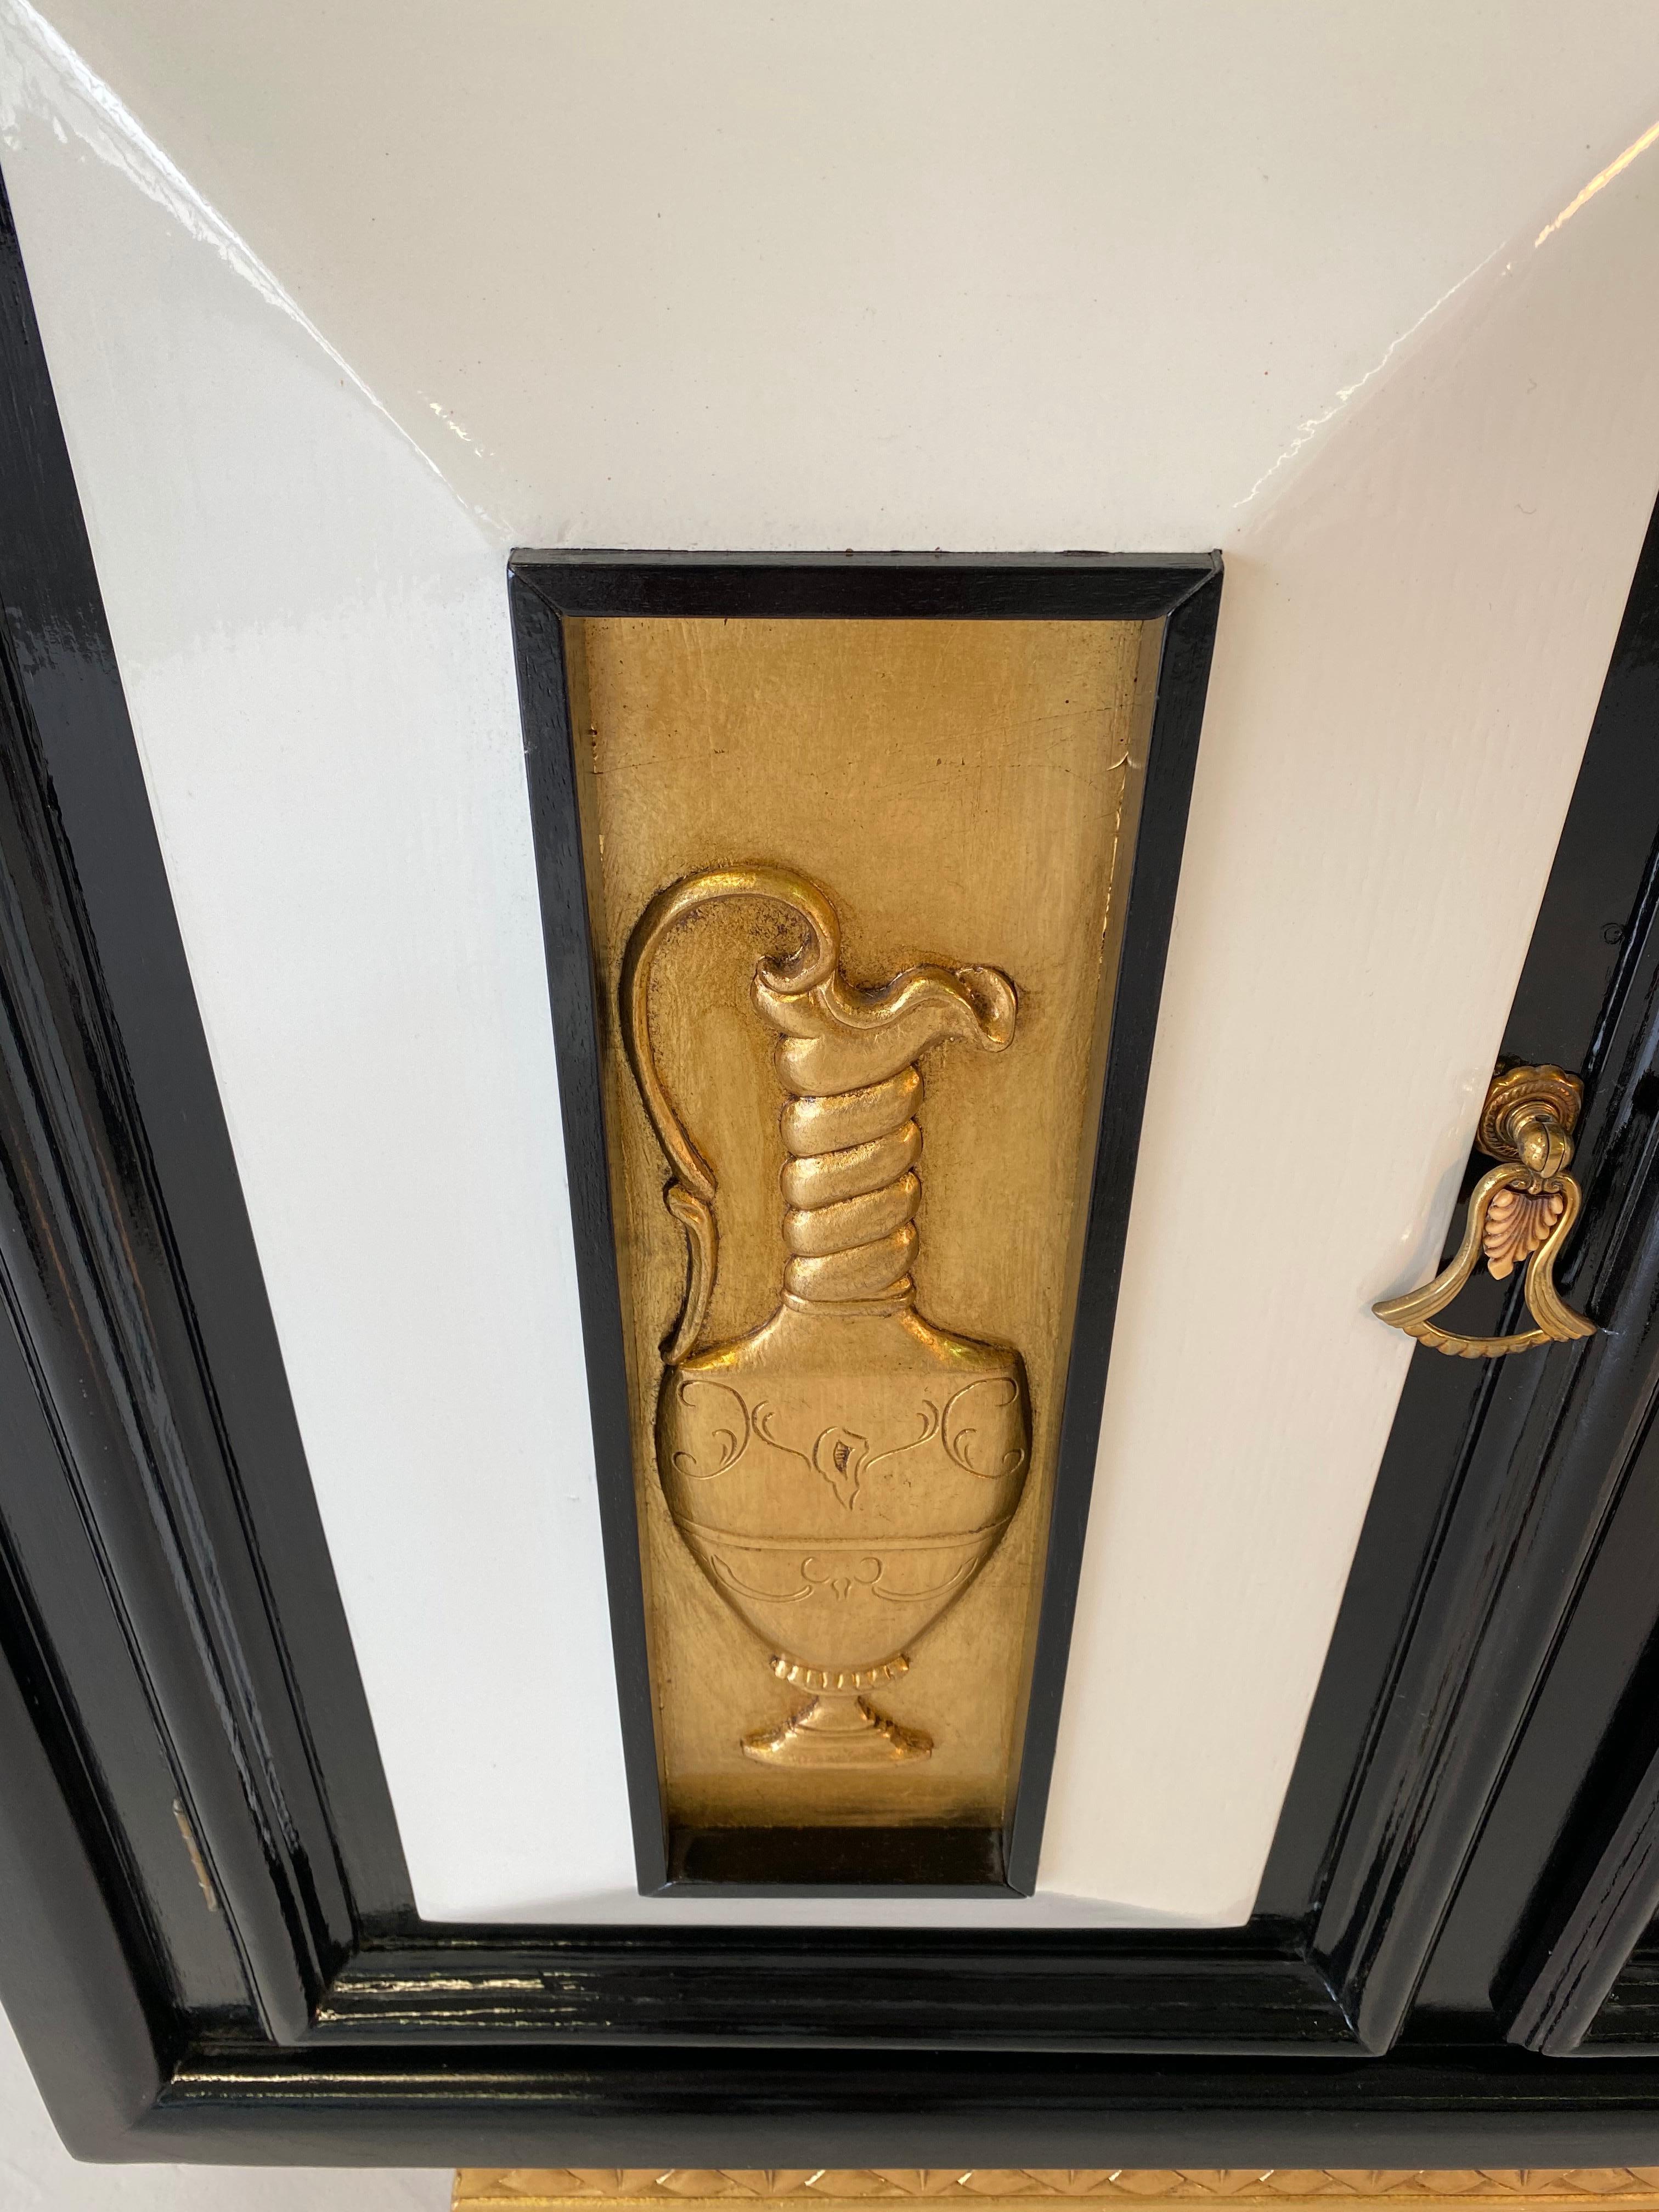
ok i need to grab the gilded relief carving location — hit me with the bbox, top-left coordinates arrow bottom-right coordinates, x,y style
571,613 -> 1151,1839
622,865 -> 1029,1767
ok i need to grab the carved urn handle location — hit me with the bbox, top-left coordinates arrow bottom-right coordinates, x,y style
620,865 -> 842,1363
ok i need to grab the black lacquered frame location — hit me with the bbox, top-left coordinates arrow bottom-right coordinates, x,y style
8,137 -> 1659,2159
507,550 -> 1220,1896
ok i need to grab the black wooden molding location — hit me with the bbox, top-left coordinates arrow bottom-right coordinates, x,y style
506,575 -> 664,1894
1575,1951 -> 1659,2055
309,1926 -> 1345,2048
1504,1735 -> 1659,2055
0,1532 -> 167,2159
82,2047 -> 1659,2166
1310,1064 -> 1659,2052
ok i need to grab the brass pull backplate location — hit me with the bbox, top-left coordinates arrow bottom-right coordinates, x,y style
1373,1062 -> 1596,1358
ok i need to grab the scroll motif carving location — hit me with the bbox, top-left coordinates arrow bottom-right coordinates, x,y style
622,865 -> 1029,1768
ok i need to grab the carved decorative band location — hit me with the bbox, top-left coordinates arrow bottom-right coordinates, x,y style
455,2175 -> 1659,2210
675,1519 -> 1017,1555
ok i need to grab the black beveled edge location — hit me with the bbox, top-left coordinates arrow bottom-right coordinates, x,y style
509,552 -> 1219,1896
510,548 -> 1219,624
0,1558 -> 166,2159
507,578 -> 667,1891
1578,1957 -> 1659,2057
83,2044 -> 1659,2164
1503,1730 -> 1659,2055
664,1825 -> 1008,1893
307,1922 -> 1339,2045
1005,567 -> 1220,1891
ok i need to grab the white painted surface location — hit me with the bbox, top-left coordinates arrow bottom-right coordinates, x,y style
1,0 -> 1657,1925
0,2001 -> 447,2208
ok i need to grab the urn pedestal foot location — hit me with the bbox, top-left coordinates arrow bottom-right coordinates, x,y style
742,1689 -> 932,1768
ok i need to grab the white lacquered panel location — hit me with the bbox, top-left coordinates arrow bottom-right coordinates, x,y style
3,0 -> 1659,1923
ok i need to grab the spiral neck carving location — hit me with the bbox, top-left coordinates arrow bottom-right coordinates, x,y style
756,961 -> 1017,1316
619,865 -> 1017,1356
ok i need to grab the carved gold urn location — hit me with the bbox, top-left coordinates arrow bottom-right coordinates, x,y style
622,865 -> 1030,1768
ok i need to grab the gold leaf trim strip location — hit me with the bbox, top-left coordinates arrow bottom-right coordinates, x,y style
454,2175 -> 1659,2210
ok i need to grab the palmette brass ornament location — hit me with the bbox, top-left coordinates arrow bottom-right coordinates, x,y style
1373,1062 -> 1595,1358
621,865 -> 1029,1768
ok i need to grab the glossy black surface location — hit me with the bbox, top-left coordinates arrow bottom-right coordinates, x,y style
510,551 -> 1206,620
510,550 -> 1221,1897
664,1825 -> 1009,1892
104,2048 -> 1659,2165
311,1923 -> 1346,2048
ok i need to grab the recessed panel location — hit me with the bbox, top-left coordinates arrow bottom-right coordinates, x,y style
512,561 -> 1214,1892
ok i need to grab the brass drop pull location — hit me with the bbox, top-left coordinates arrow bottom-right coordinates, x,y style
1373,1062 -> 1596,1359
